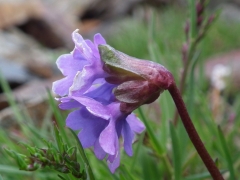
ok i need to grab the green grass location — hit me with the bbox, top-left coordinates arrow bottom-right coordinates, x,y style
1,6 -> 240,180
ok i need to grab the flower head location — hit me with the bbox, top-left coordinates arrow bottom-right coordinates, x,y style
53,30 -> 173,173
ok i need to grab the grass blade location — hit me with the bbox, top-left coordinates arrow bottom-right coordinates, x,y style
69,129 -> 95,180
47,89 -> 70,146
170,122 -> 182,180
218,126 -> 235,180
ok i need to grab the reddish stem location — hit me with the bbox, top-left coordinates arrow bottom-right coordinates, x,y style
168,82 -> 224,180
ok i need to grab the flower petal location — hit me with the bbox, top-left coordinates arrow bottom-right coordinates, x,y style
72,47 -> 85,59
126,113 -> 145,133
56,54 -> 87,76
85,82 -> 115,104
94,33 -> 106,46
99,119 -> 117,155
72,96 -> 110,120
59,99 -> 81,110
85,39 -> 100,58
66,109 -> 84,130
122,121 -> 134,156
66,108 -> 108,147
69,68 -> 95,96
107,149 -> 120,173
52,76 -> 73,96
94,139 -> 107,160
72,30 -> 93,60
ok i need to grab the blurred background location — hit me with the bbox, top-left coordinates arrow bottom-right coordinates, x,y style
1,0 -> 240,179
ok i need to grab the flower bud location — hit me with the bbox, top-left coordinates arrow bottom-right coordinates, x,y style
99,44 -> 173,113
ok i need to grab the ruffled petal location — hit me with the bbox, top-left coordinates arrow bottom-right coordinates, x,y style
72,30 -> 93,61
94,139 -> 107,160
85,83 -> 115,104
107,141 -> 120,173
52,76 -> 74,96
66,108 -> 108,147
85,39 -> 100,58
94,33 -> 106,46
99,119 -> 117,155
66,109 -> 84,130
59,99 -> 81,110
122,121 -> 134,156
56,54 -> 87,76
71,96 -> 110,120
126,113 -> 145,133
72,47 -> 85,59
69,68 -> 95,96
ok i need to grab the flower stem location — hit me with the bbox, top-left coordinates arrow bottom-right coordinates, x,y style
168,82 -> 224,180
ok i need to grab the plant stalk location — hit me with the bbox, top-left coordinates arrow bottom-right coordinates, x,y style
168,82 -> 224,180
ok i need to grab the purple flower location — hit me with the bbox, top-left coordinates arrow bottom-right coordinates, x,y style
59,95 -> 145,173
52,29 -> 107,97
52,30 -> 146,173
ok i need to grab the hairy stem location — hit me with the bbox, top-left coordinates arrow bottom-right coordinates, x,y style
168,82 -> 224,180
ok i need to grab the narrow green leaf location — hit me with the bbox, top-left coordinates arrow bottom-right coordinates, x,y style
47,89 -> 70,146
137,107 -> 173,176
218,126 -> 235,180
53,122 -> 64,153
69,129 -> 95,180
58,174 -> 67,180
0,73 -> 24,124
137,107 -> 163,154
0,165 -> 56,179
119,166 -> 134,180
185,170 -> 227,180
170,122 -> 182,180
130,132 -> 144,171
187,51 -> 200,115
189,0 -> 197,39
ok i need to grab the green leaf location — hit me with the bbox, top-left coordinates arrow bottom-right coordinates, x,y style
137,107 -> 173,177
218,126 -> 235,180
47,89 -> 70,146
170,122 -> 182,180
189,0 -> 197,39
58,174 -> 67,180
185,170 -> 227,180
137,107 -> 163,154
53,122 -> 64,153
69,129 -> 95,180
119,166 -> 134,180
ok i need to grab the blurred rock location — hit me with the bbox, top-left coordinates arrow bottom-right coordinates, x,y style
17,18 -> 66,49
0,28 -> 57,79
0,57 -> 31,83
78,0 -> 173,35
0,0 -> 44,28
0,78 -> 58,127
40,0 -> 91,48
0,29 -> 53,64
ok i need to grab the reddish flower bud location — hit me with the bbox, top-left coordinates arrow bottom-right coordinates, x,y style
184,20 -> 190,37
196,2 -> 204,16
98,44 -> 174,113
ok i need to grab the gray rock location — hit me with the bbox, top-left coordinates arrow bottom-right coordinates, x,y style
0,57 -> 30,83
